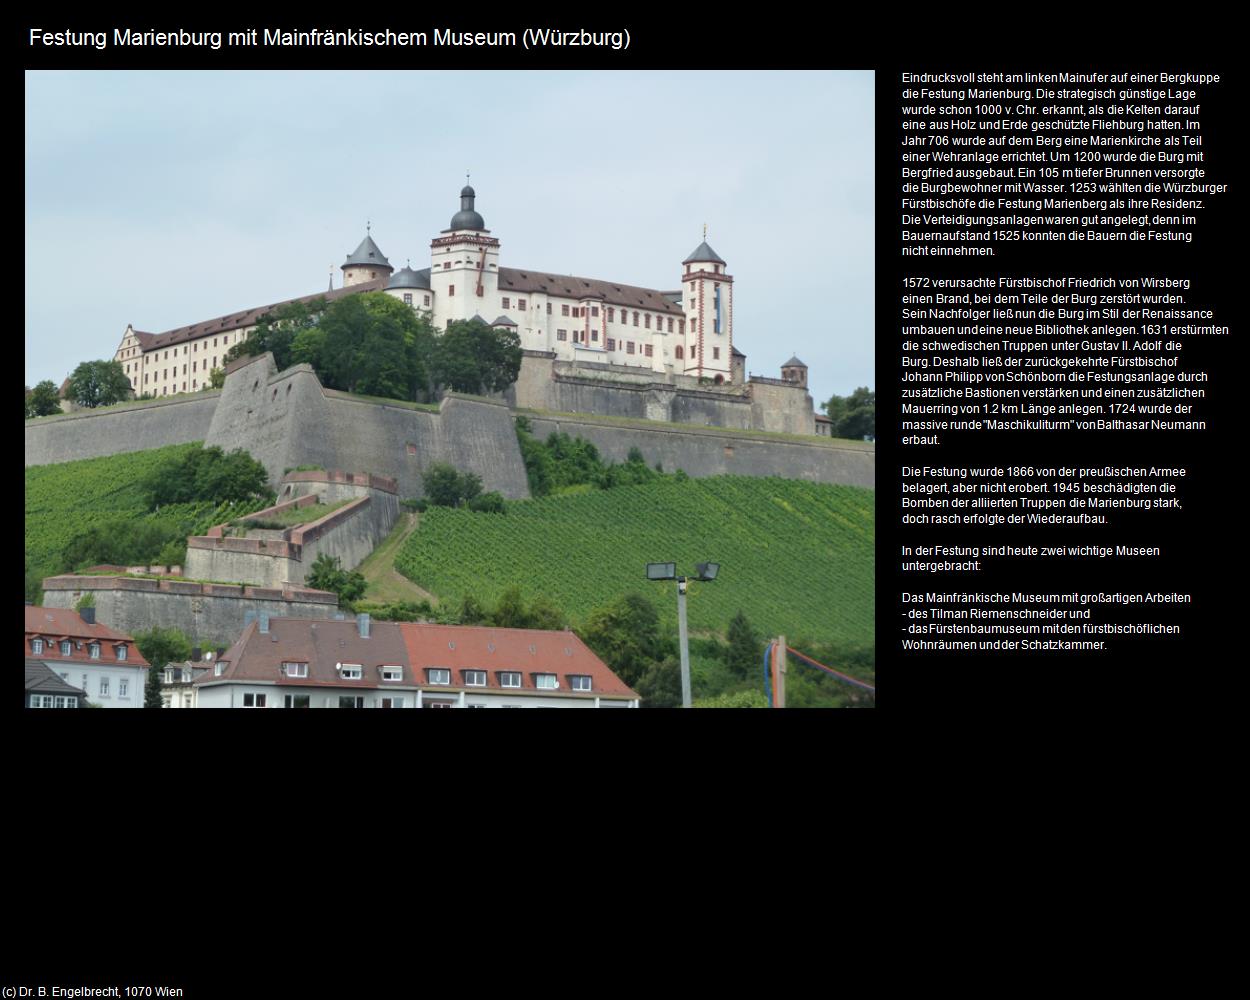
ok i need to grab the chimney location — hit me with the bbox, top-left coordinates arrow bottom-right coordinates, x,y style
357,613 -> 370,638
259,612 -> 270,634
216,646 -> 226,659
191,646 -> 202,662
80,606 -> 96,625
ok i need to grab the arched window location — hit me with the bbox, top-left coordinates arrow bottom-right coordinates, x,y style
675,346 -> 684,360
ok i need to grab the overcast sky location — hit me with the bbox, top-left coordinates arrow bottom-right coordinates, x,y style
25,70 -> 873,405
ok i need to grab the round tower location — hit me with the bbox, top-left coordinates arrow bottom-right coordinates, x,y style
681,231 -> 733,382
342,226 -> 394,287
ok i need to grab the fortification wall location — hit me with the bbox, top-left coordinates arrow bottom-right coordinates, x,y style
40,575 -> 340,645
25,392 -> 220,467
749,379 -> 817,435
523,413 -> 875,488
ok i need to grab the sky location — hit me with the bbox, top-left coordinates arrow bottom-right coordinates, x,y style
25,70 -> 873,407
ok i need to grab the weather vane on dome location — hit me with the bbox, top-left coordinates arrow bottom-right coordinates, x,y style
366,219 -> 371,234
703,222 -> 707,241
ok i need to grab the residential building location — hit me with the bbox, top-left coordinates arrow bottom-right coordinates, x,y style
194,613 -> 639,708
25,659 -> 87,709
24,606 -> 150,709
161,649 -> 219,709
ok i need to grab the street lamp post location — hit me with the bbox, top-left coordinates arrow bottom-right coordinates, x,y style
647,562 -> 719,708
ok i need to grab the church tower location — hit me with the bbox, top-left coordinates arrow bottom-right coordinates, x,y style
342,226 -> 394,287
429,182 -> 501,325
680,232 -> 733,382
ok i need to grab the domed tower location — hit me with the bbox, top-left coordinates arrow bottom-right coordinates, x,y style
429,181 -> 501,325
681,230 -> 733,382
341,226 -> 394,287
781,356 -> 808,388
386,261 -> 432,310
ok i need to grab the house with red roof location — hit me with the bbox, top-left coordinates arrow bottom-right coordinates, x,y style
194,612 -> 639,709
24,606 -> 150,708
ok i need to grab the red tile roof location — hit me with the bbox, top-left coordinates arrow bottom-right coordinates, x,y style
24,607 -> 149,667
197,617 -> 637,699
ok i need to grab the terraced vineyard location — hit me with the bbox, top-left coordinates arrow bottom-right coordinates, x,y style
25,443 -> 269,585
395,476 -> 873,647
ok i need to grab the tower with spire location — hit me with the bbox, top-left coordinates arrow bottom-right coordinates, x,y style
428,178 -> 501,323
680,226 -> 733,382
342,223 -> 394,287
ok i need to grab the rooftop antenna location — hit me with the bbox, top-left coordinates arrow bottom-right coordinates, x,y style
328,265 -> 334,292
366,219 -> 371,234
703,222 -> 708,241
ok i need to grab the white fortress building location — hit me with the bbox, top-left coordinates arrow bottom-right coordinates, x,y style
112,183 -> 746,395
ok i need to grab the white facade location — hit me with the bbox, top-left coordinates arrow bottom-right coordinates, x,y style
47,659 -> 149,709
194,683 -> 637,709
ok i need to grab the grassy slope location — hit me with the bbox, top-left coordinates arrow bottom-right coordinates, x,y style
356,512 -> 437,604
395,476 -> 874,648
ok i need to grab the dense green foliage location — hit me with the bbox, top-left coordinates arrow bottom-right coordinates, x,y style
515,419 -> 662,497
67,360 -> 132,408
434,318 -> 522,395
394,475 -> 873,649
306,553 -> 367,603
725,610 -> 760,678
141,445 -> 273,509
225,298 -> 324,372
25,380 -> 62,418
25,444 -> 272,599
423,463 -> 482,507
134,627 -> 193,709
822,386 -> 876,441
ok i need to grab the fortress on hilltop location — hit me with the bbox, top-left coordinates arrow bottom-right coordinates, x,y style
109,183 -> 821,436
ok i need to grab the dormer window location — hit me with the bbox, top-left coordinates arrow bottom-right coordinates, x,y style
500,672 -> 521,688
569,675 -> 592,692
89,643 -> 101,659
464,670 -> 486,687
282,662 -> 309,678
60,641 -> 72,657
535,674 -> 559,690
116,645 -> 127,661
428,668 -> 450,685
339,664 -> 362,680
215,662 -> 226,676
380,666 -> 403,682
31,638 -> 43,655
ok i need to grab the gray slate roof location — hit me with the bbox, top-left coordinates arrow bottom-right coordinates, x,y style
25,659 -> 88,696
492,315 -> 518,327
683,241 -> 726,265
386,266 -> 432,290
343,234 -> 392,270
498,268 -> 683,315
783,355 -> 807,368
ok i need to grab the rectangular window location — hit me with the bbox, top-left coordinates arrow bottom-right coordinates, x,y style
645,345 -> 653,357
645,315 -> 651,329
380,697 -> 405,709
284,694 -> 311,709
403,293 -> 412,305
606,338 -> 616,351
32,639 -> 43,654
424,295 -> 431,307
338,696 -> 366,709
668,318 -> 674,333
119,679 -> 128,698
99,677 -> 110,697
562,304 -> 570,316
381,666 -> 403,682
242,693 -> 266,708
31,695 -> 53,708
117,645 -> 127,661
502,297 -> 510,309
680,319 -> 686,335
608,307 -> 615,322
182,364 -> 187,375
633,312 -> 640,326
591,306 -> 599,317
535,674 -> 559,690
557,329 -> 567,341
193,343 -> 198,352
443,261 -> 451,269
449,285 -> 455,296
144,373 -> 148,384
547,303 -> 552,314
212,356 -> 217,367
282,662 -> 308,678
570,676 -> 593,692
465,670 -> 486,687
215,662 -> 225,676
713,347 -> 720,360
518,298 -> 526,310
500,672 -> 521,688
591,331 -> 598,342
429,668 -> 450,685
692,319 -> 698,332
56,696 -> 74,708
61,640 -> 72,656
339,664 -> 362,680
192,380 -> 197,389
214,338 -> 218,347
627,341 -> 635,354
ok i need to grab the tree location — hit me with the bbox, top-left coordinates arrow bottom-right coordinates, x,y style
67,360 -> 132,408
822,386 -> 875,440
318,293 -> 435,400
635,657 -> 682,708
224,298 -> 325,372
25,380 -> 62,418
457,594 -> 488,625
133,624 -> 192,714
578,593 -> 671,689
423,463 -> 482,508
434,318 -> 522,395
145,659 -> 164,709
306,553 -> 367,604
204,367 -> 226,390
492,586 -> 532,628
140,445 -> 273,509
725,610 -> 760,678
